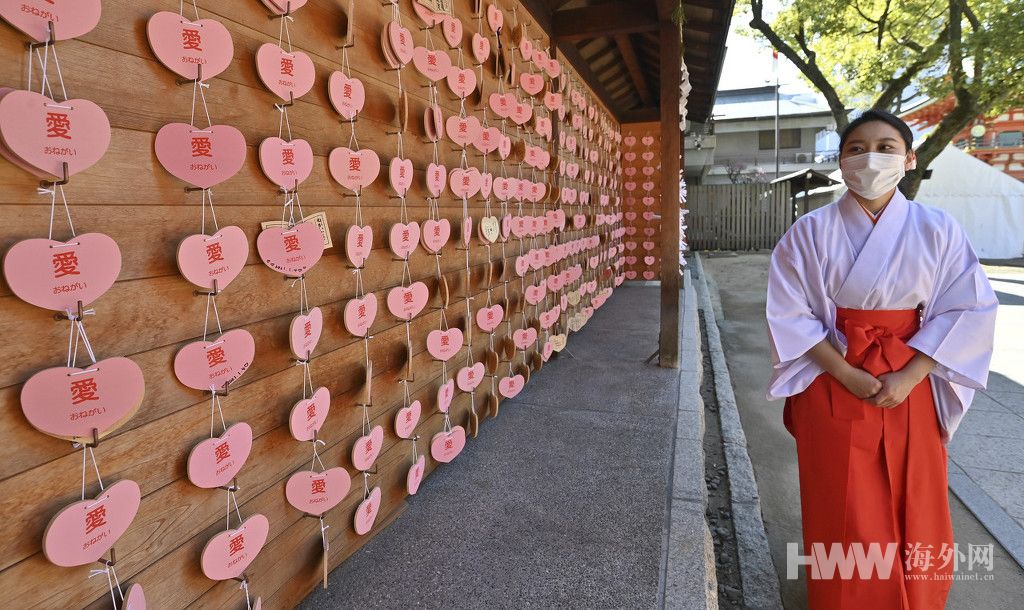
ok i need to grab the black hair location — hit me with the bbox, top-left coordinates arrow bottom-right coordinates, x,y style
839,109 -> 914,153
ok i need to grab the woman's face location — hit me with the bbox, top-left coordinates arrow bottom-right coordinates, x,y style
840,120 -> 915,167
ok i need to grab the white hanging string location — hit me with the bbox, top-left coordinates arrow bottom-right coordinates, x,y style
79,445 -> 105,501
209,392 -> 228,437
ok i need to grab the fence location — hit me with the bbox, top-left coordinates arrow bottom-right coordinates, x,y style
686,183 -> 793,250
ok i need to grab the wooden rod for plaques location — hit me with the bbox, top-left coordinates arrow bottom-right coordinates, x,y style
658,18 -> 682,369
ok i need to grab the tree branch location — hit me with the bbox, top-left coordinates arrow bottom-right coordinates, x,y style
874,23 -> 949,110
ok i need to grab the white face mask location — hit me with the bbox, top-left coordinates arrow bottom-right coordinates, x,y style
840,152 -> 907,199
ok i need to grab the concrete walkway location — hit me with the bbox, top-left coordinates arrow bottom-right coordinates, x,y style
300,284 -> 714,609
700,252 -> 1024,609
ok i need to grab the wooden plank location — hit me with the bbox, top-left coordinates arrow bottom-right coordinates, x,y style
552,2 -> 658,42
614,34 -> 652,107
657,19 -> 681,368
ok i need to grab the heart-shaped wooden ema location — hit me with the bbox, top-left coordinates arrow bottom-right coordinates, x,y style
261,0 -> 308,15
387,157 -> 414,197
479,216 -> 500,243
476,304 -> 504,332
486,3 -> 503,32
395,399 -> 422,439
147,12 -> 234,80
436,378 -> 455,413
257,222 -> 324,276
520,73 -> 544,96
456,362 -> 485,392
328,71 -> 366,120
174,328 -> 255,391
431,426 -> 467,463
329,147 -> 380,192
445,114 -> 481,148
255,43 -> 315,101
412,46 -> 452,82
387,21 -> 414,66
407,455 -> 426,495
286,467 -> 351,516
354,487 -> 382,535
0,0 -> 101,41
201,514 -> 270,580
43,480 -> 140,567
155,122 -> 245,188
177,226 -> 248,291
3,232 -> 121,311
387,282 -> 429,320
343,293 -> 377,337
124,583 -> 146,609
442,15 -> 463,47
513,327 -> 538,350
21,357 -> 144,442
499,374 -> 525,398
0,91 -> 110,178
258,137 -> 313,189
289,386 -> 331,442
425,162 -> 447,197
345,224 -> 373,268
449,166 -> 482,199
542,340 -> 554,361
471,32 -> 490,64
389,221 -> 420,259
420,218 -> 450,254
289,306 -> 323,360
187,422 -> 253,489
352,424 -> 384,471
446,66 -> 477,99
427,328 -> 464,362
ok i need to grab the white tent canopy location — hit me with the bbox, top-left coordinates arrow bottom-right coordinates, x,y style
819,145 -> 1024,259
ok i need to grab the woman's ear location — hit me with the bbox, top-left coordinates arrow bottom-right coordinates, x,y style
905,149 -> 917,170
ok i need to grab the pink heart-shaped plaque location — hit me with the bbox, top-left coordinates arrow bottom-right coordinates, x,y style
425,162 -> 447,197
124,583 -> 145,609
21,357 -> 144,441
173,328 -> 255,391
387,21 -> 414,66
456,362 -> 485,392
488,92 -> 514,118
0,91 -> 110,178
427,328 -> 464,362
285,467 -> 351,516
449,166 -> 482,198
261,0 -> 308,14
431,426 -> 466,463
445,114 -> 481,148
257,222 -> 324,276
147,12 -> 234,80
345,225 -> 373,268
343,293 -> 378,337
520,73 -> 544,96
387,282 -> 429,320
201,514 -> 270,580
255,43 -> 315,101
510,101 -> 533,125
407,455 -> 426,495
476,304 -> 504,332
542,340 -> 554,361
412,46 -> 452,82
525,283 -> 546,306
352,425 -> 384,471
514,255 -> 529,277
187,422 -> 253,489
446,66 -> 477,99
442,15 -> 463,48
0,0 -> 101,42
512,327 -> 538,350
411,0 -> 445,25
486,4 -> 503,32
395,400 -> 422,439
289,386 -> 331,442
389,221 -> 421,259
289,306 -> 323,360
499,374 -> 525,398
328,71 -> 366,120
389,156 -> 414,196
155,122 -> 245,188
4,232 -> 121,311
354,487 -> 381,535
43,480 -> 140,567
437,379 -> 455,413
176,226 -> 248,291
258,137 -> 313,189
643,271 -> 655,280
471,32 -> 490,64
329,147 -> 380,192
421,218 -> 450,253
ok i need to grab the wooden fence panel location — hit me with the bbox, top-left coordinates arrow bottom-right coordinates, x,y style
687,183 -> 792,251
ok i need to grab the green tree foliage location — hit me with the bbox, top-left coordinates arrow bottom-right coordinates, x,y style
739,0 -> 1024,197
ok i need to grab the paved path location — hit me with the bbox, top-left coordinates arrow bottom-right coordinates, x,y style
700,252 -> 1024,610
300,285 -> 710,609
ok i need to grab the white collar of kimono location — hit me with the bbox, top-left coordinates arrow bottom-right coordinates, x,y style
833,188 -> 910,308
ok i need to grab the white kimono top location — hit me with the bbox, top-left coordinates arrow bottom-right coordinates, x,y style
766,189 -> 998,442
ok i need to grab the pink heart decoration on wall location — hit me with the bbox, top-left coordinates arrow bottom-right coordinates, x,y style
542,340 -> 554,361
173,328 -> 255,391
437,379 -> 455,413
201,514 -> 270,580
407,456 -> 426,495
512,328 -> 538,350
425,162 -> 446,197
285,467 -> 351,516
499,374 -> 525,398
352,425 -> 384,471
387,282 -> 429,320
431,426 -> 466,463
154,122 -> 245,188
446,66 -> 477,99
520,73 -> 544,96
343,292 -> 377,337
389,221 -> 420,259
258,137 -> 313,190
4,232 -> 121,311
177,226 -> 248,291
412,46 -> 452,82
42,480 -> 140,567
255,43 -> 315,101
147,12 -> 234,80
124,583 -> 146,609
289,386 -> 331,442
0,91 -> 110,178
21,357 -> 144,441
421,218 -> 450,253
289,306 -> 323,360
345,225 -> 373,268
449,166 -> 482,198
427,328 -> 464,362
386,22 -> 415,66
354,487 -> 381,535
0,0 -> 101,41
261,0 -> 308,15
395,400 -> 421,439
476,304 -> 504,332
456,362 -> 485,392
441,15 -> 463,47
329,147 -> 380,192
187,422 -> 253,489
257,222 -> 324,276
445,114 -> 481,148
328,71 -> 366,120
486,4 -> 503,32
471,32 -> 490,64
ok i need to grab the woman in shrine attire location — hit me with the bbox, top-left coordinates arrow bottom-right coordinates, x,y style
765,109 -> 997,609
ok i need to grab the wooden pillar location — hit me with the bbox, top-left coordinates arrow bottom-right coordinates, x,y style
658,18 -> 682,368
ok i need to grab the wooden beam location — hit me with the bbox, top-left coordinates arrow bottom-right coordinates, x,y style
614,34 -> 653,107
552,2 -> 658,42
620,107 -> 661,123
554,41 -> 622,117
658,17 -> 682,368
657,0 -> 679,21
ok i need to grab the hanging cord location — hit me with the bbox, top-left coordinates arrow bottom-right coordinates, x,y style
209,391 -> 228,438
88,562 -> 124,610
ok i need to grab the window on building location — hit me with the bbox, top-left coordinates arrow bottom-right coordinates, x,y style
995,131 -> 1023,147
759,128 -> 802,150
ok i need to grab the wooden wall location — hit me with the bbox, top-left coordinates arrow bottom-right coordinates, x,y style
0,0 -> 621,607
621,122 -> 662,280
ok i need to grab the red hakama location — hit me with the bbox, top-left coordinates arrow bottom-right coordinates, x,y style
784,307 -> 954,609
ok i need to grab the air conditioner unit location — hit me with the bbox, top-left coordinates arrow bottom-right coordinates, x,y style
796,153 -> 810,163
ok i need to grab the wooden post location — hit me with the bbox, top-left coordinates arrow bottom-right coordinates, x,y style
658,18 -> 682,368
